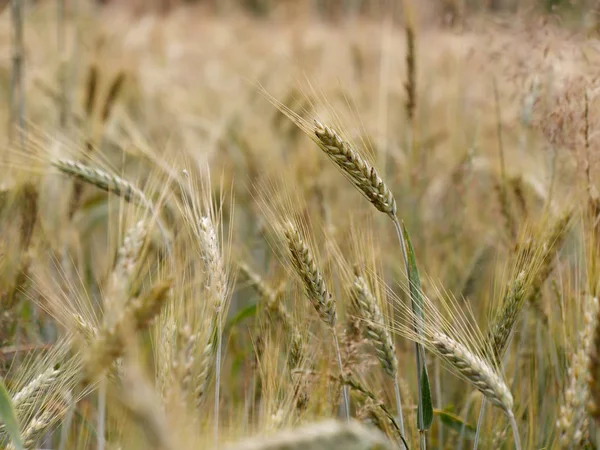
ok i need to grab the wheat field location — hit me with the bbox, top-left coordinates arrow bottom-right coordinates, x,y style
0,1 -> 599,449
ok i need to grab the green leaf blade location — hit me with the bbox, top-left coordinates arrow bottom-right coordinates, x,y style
0,377 -> 23,450
402,223 -> 433,432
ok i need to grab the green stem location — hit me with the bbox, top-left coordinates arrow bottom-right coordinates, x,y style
473,399 -> 486,450
393,376 -> 407,449
332,331 -> 350,422
508,411 -> 521,450
214,314 -> 222,447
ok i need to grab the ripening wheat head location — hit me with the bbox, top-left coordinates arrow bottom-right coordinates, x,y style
486,211 -> 571,361
1,336 -> 89,447
261,89 -> 396,217
389,278 -> 514,415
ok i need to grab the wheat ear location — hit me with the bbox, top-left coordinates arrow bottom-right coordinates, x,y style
238,261 -> 303,370
557,296 -> 599,448
589,297 -> 600,425
11,367 -> 60,411
198,215 -> 227,444
104,220 -> 147,321
432,331 -> 520,449
432,331 -> 512,413
350,275 -> 405,441
83,280 -> 172,381
283,220 -> 349,421
52,159 -> 171,257
313,121 -> 396,216
223,419 -> 393,450
341,373 -> 407,445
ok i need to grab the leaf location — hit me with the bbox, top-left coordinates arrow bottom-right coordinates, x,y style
435,408 -> 476,439
0,377 -> 23,450
402,222 -> 433,431
403,223 -> 424,323
225,303 -> 257,333
420,364 -> 434,430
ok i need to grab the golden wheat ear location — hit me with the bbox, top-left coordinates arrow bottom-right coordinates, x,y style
558,295 -> 598,448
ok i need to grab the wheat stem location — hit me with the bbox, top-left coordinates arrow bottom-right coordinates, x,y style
508,411 -> 521,450
333,331 -> 350,421
393,377 -> 406,448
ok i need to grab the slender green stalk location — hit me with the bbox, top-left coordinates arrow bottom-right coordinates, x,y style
473,399 -> 486,449
98,377 -> 106,450
508,411 -> 521,450
435,358 -> 442,450
215,315 -> 222,447
393,377 -> 406,448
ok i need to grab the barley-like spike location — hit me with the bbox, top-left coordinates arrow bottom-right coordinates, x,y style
238,261 -> 297,340
195,323 -> 217,407
350,276 -> 397,378
12,367 -> 60,411
53,158 -> 150,207
340,373 -> 405,443
487,271 -> 527,361
84,280 -> 172,380
198,216 -> 226,312
313,120 -> 396,217
432,331 -> 513,413
558,296 -> 599,448
283,220 -> 336,327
